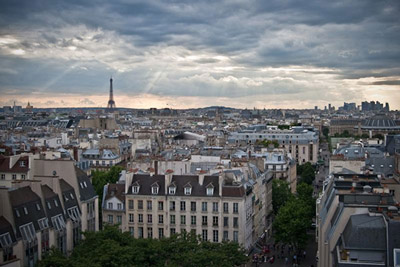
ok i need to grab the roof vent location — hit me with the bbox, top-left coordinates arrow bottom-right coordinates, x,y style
52,171 -> 57,176
363,185 -> 372,193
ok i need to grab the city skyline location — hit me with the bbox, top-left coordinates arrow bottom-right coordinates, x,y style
0,1 -> 400,109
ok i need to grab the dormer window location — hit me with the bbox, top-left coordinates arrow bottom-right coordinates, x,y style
15,209 -> 20,217
184,187 -> 192,195
207,187 -> 214,196
169,186 -> 176,195
70,193 -> 74,199
152,186 -> 159,195
23,207 -> 28,215
36,203 -> 41,211
133,186 -> 139,194
20,161 -> 25,167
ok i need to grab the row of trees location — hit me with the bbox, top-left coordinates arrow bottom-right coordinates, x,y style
272,180 -> 315,250
39,226 -> 248,267
297,162 -> 316,185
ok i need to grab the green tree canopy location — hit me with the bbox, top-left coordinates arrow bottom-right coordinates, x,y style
273,198 -> 311,250
296,182 -> 315,219
297,162 -> 315,185
38,226 -> 248,267
272,179 -> 292,215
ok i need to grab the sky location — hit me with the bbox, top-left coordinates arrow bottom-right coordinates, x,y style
0,0 -> 399,110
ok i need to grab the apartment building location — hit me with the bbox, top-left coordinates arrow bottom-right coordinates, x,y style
228,127 -> 319,164
316,173 -> 400,267
0,156 -> 99,267
102,183 -> 125,230
122,173 -> 255,250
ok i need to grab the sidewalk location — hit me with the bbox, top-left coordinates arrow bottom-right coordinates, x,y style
246,231 -> 317,267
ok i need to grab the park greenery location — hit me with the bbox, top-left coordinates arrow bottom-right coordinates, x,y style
272,179 -> 315,250
38,225 -> 248,267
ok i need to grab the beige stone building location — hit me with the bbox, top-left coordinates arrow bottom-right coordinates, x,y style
0,157 -> 99,267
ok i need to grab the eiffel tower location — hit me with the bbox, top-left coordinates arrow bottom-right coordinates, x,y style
107,77 -> 116,110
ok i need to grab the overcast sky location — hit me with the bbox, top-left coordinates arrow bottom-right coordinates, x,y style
0,0 -> 399,109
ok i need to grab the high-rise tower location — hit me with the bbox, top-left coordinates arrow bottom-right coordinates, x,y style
107,77 -> 116,109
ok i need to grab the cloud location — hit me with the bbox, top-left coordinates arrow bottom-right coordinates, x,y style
0,0 -> 399,109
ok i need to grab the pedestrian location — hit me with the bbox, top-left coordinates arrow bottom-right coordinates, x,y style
285,257 -> 289,265
303,250 -> 306,259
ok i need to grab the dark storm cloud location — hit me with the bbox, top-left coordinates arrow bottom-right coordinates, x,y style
0,0 -> 399,106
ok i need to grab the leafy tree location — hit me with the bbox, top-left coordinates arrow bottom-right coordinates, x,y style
256,139 -> 279,148
272,179 -> 292,215
296,182 -> 315,218
38,226 -> 248,267
322,127 -> 329,138
298,162 -> 315,185
273,198 -> 311,250
37,247 -> 69,267
372,133 -> 384,140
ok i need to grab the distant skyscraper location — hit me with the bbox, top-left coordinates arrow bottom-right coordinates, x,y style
107,78 -> 116,109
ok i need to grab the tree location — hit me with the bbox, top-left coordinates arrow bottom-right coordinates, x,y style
272,179 -> 292,215
322,127 -> 329,138
298,162 -> 315,185
38,247 -> 69,267
38,226 -> 248,267
296,182 -> 315,219
273,198 -> 311,250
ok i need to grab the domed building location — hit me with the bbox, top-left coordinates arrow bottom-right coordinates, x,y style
361,114 -> 400,135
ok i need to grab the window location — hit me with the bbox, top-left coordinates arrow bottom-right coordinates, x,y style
20,161 -> 25,167
36,203 -> 41,211
224,217 -> 228,227
213,216 -> 218,226
70,193 -> 74,199
206,187 -> 214,196
129,214 -> 134,223
170,201 -> 175,211
129,227 -> 134,236
202,216 -> 208,226
128,200 -> 134,209
170,215 -> 176,224
223,231 -> 228,241
67,206 -> 81,222
147,214 -> 153,223
213,230 -> 218,242
102,161 -> 106,166
47,202 -> 51,209
117,203 -> 122,210
138,200 -> 143,210
180,201 -> 186,211
21,174 -> 26,180
138,214 -> 143,223
12,174 -> 16,180
223,203 -> 228,213
158,215 -> 164,224
180,215 -> 186,225
233,231 -> 238,242
147,200 -> 152,211
212,202 -> 218,212
191,216 -> 196,225
191,201 -> 196,212
54,200 -> 58,207
147,228 -> 153,238
108,202 -> 113,209
233,217 -> 239,228
108,215 -> 113,224
0,174 -> 5,180
233,203 -> 239,213
117,215 -> 122,224
0,233 -> 12,248
138,227 -> 143,238
202,230 -> 208,241
152,186 -> 159,195
38,217 -> 49,230
202,202 -> 207,212
158,201 -> 164,211
169,186 -> 176,195
394,248 -> 400,266
23,207 -> 28,215
170,228 -> 176,235
158,228 -> 164,239
133,186 -> 139,194
184,187 -> 192,195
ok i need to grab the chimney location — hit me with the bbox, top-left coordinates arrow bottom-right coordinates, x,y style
154,160 -> 158,175
73,147 -> 79,161
218,173 -> 223,197
199,173 -> 205,186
